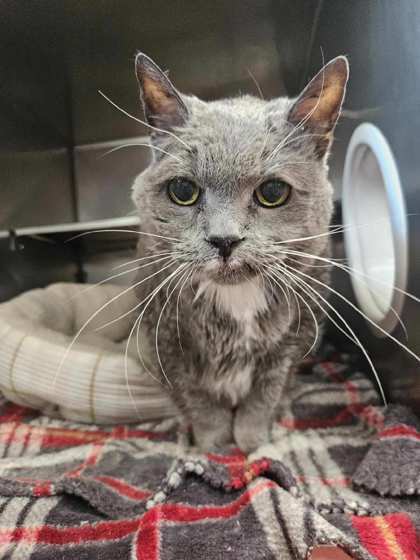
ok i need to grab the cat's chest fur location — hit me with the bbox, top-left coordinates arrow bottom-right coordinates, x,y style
193,280 -> 283,405
197,279 -> 267,349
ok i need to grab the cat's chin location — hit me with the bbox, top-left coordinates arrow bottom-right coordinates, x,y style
204,258 -> 258,285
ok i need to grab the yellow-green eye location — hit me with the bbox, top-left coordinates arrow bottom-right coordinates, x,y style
254,179 -> 291,208
167,177 -> 200,206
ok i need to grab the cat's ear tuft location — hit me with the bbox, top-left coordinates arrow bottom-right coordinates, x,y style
135,53 -> 188,133
288,56 -> 349,157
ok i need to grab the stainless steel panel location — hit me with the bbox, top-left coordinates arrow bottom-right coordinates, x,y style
0,149 -> 75,229
74,139 -> 150,222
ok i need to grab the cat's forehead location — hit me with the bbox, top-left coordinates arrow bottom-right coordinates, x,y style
187,95 -> 290,140
182,95 -> 292,174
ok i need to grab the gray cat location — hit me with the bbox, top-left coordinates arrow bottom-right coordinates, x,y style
131,53 -> 348,453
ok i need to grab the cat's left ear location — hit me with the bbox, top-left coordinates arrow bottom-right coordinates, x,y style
288,56 -> 349,157
135,53 -> 188,134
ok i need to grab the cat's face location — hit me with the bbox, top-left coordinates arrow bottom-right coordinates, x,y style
132,54 -> 348,285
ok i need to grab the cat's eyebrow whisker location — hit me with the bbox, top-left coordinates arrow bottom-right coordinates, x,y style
68,228 -> 180,243
98,90 -> 191,150
246,68 -> 264,99
100,143 -> 183,163
267,132 -> 327,161
267,63 -> 327,161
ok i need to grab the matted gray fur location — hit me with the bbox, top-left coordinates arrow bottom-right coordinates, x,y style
131,52 -> 349,452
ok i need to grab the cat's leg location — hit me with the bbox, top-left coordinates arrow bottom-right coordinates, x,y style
187,390 -> 234,451
233,357 -> 293,454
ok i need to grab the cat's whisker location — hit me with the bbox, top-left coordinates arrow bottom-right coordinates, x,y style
124,312 -> 158,420
136,270 -> 186,384
263,264 -> 319,356
112,251 -> 177,270
283,260 -> 420,401
267,132 -> 327,161
264,265 -> 302,336
53,259 -> 179,393
133,262 -> 189,387
262,266 -> 293,323
281,247 -> 420,305
270,260 -> 386,404
95,260 -> 179,332
270,260 -> 356,347
98,90 -> 191,149
277,248 -> 410,338
267,61 -> 327,160
124,263 -> 189,413
176,267 -> 194,354
71,254 -> 177,300
68,228 -> 180,243
154,264 -> 190,387
273,225 -> 346,247
275,213 -> 420,249
100,142 -> 183,163
284,256 -> 335,269
246,68 -> 264,99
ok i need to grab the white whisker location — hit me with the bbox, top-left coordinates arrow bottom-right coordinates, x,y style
246,68 -> 264,99
284,260 -> 420,403
100,142 -> 183,163
71,255 -> 177,300
53,259 -> 179,393
98,90 -> 191,149
176,267 -> 194,355
95,260 -> 180,332
275,260 -> 386,403
68,228 -> 180,243
154,264 -> 189,386
279,248 -> 410,338
267,59 -> 327,161
263,264 -> 319,357
112,251 -> 176,270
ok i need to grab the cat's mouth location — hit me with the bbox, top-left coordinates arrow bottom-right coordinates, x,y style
204,257 -> 257,284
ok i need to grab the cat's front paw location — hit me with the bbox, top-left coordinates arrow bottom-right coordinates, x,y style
233,415 -> 271,454
192,423 -> 233,453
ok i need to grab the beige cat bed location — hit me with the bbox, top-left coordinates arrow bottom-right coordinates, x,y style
0,283 -> 176,424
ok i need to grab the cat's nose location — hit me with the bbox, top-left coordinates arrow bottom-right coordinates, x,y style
207,236 -> 244,259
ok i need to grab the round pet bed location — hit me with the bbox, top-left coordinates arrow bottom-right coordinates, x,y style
0,283 -> 176,424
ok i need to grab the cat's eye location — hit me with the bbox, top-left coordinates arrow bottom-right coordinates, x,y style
167,177 -> 200,206
254,179 -> 291,208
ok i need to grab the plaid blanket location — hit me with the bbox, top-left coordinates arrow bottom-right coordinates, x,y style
0,348 -> 418,559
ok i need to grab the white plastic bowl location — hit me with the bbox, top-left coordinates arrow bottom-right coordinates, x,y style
342,123 -> 408,335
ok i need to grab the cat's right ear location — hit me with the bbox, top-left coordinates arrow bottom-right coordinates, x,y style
135,53 -> 188,135
287,56 -> 349,157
